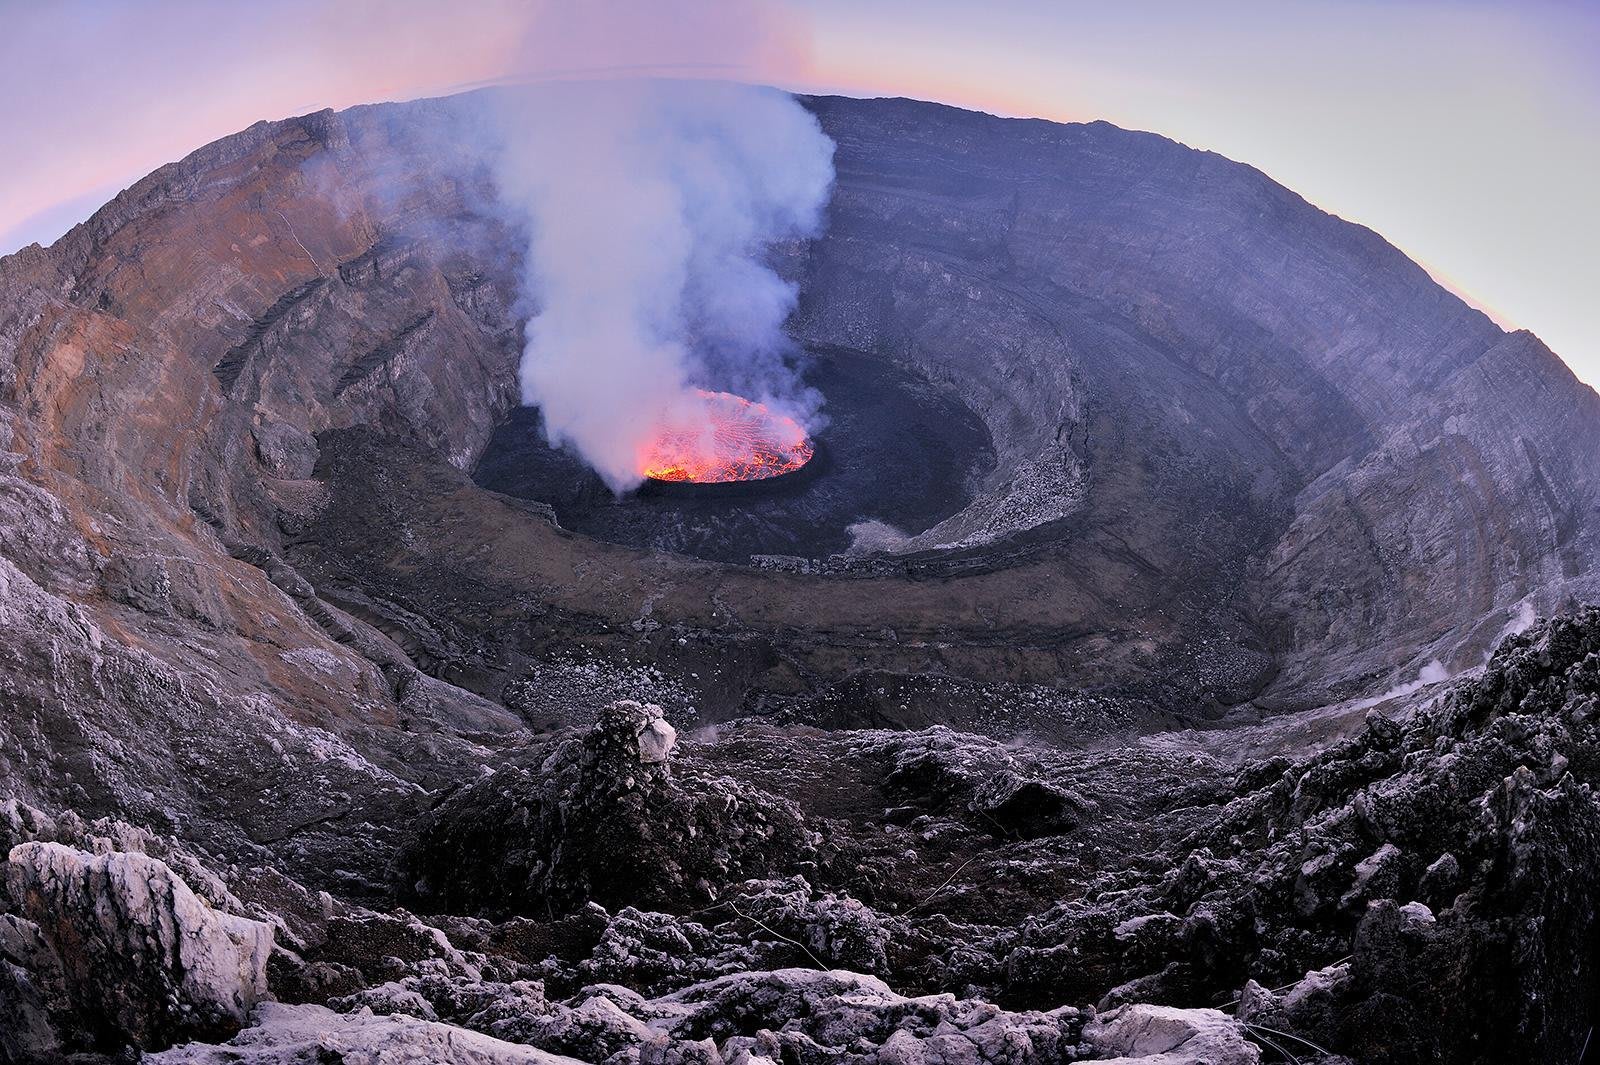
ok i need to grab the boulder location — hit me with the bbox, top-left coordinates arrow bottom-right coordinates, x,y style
398,701 -> 810,916
0,841 -> 274,1061
1085,1004 -> 1260,1064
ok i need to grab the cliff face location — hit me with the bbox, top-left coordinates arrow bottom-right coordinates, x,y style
792,96 -> 1600,705
0,103 -> 531,879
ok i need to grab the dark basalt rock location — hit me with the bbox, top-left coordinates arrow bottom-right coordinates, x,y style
1055,607 -> 1600,1064
397,701 -> 814,917
0,609 -> 1595,1063
874,727 -> 1097,839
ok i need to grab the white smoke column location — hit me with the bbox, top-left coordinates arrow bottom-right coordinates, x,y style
489,76 -> 833,490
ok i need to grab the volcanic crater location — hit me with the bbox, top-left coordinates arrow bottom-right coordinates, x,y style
3,86 -> 1600,1065
473,344 -> 995,562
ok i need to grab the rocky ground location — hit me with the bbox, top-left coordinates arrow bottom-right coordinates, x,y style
4,607 -> 1598,1063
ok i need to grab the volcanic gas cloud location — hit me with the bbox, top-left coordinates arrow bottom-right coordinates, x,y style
639,389 -> 814,484
489,78 -> 834,493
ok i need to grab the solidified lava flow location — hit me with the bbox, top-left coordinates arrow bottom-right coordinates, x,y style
639,389 -> 815,483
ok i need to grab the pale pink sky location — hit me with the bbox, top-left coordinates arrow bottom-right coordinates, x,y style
2,0 -> 1595,386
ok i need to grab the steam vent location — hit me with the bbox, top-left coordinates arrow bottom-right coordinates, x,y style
638,389 -> 817,494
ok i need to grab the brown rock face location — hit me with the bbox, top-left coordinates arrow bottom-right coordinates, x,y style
0,102 -> 530,881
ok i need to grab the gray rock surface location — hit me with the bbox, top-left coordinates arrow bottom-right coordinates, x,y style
148,1001 -> 585,1064
397,700 -> 812,916
1086,1004 -> 1260,1064
0,606 -> 1597,1062
0,841 -> 273,1059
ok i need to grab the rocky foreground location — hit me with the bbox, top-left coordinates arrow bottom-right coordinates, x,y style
3,607 -> 1597,1063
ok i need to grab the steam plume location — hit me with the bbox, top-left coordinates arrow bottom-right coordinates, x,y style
487,42 -> 834,490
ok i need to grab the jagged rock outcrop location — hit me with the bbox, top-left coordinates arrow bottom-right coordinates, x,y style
147,1001 -> 586,1064
0,606 -> 1597,1062
398,701 -> 812,916
0,841 -> 273,1061
319,967 -> 1096,1064
864,727 -> 1096,839
1086,1004 -> 1260,1064
947,607 -> 1600,1063
146,971 -> 1244,1065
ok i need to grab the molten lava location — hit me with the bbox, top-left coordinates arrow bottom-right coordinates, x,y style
639,390 -> 814,484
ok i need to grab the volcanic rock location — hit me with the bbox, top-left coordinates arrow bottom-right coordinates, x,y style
146,1001 -> 585,1064
0,841 -> 274,1060
1085,1003 -> 1260,1064
0,607 -> 1595,1062
398,701 -> 812,916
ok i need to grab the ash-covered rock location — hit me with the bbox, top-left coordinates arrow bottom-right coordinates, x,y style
862,727 -> 1097,839
723,876 -> 893,976
363,609 -> 1598,1061
398,702 -> 813,917
1085,1003 -> 1260,1064
975,607 -> 1600,1063
152,967 -> 1103,1065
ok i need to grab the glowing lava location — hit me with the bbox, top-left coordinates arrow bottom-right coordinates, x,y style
639,390 -> 814,484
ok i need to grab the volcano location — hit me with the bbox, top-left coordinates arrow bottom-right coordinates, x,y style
4,88 -> 1600,1065
638,389 -> 815,485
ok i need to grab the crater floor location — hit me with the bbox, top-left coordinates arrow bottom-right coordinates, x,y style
472,345 -> 996,563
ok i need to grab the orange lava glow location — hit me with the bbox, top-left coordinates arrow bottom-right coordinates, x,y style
639,390 -> 814,483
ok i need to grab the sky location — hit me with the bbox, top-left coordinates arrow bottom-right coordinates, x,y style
1,0 -> 1596,387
